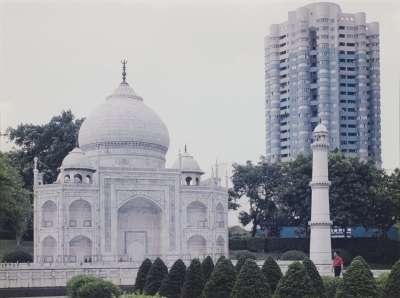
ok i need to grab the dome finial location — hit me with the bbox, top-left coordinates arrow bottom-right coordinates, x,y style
121,59 -> 127,83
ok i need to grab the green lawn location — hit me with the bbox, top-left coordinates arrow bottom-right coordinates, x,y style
0,240 -> 33,260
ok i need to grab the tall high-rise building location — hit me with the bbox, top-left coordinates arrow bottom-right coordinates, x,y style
265,3 -> 381,165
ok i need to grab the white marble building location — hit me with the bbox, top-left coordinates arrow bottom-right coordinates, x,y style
32,68 -> 228,265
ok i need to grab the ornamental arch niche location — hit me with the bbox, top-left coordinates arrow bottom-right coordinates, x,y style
187,235 -> 207,256
215,203 -> 225,228
41,200 -> 57,227
187,201 -> 207,227
69,235 -> 92,262
69,199 -> 92,227
216,235 -> 225,255
41,235 -> 57,262
117,197 -> 162,260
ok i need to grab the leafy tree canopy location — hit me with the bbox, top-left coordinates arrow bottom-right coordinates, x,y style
7,110 -> 83,190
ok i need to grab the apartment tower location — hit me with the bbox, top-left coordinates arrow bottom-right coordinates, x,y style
265,3 -> 381,164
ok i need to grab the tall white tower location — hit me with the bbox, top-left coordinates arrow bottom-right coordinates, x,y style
309,122 -> 332,273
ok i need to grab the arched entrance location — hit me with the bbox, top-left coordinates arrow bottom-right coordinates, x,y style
118,198 -> 162,260
69,235 -> 92,263
187,235 -> 207,257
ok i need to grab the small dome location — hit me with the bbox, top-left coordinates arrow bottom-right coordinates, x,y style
172,148 -> 204,174
61,148 -> 95,171
314,123 -> 328,134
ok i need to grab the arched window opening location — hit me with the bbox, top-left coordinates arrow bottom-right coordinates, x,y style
216,236 -> 225,256
69,199 -> 92,227
187,201 -> 207,227
41,200 -> 57,228
69,235 -> 92,263
85,175 -> 92,184
216,203 -> 225,228
74,174 -> 82,184
195,177 -> 200,186
187,235 -> 207,257
185,176 -> 192,186
64,175 -> 71,183
41,236 -> 57,263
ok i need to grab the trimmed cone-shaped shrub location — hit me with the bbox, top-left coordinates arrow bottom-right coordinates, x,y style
383,259 -> 400,298
336,259 -> 378,298
158,259 -> 186,298
274,262 -> 314,298
235,253 -> 256,273
303,258 -> 325,298
134,258 -> 152,293
143,257 -> 168,295
352,255 -> 373,278
201,256 -> 215,282
77,279 -> 121,298
181,259 -> 204,298
322,276 -> 343,298
231,259 -> 271,298
261,256 -> 283,293
202,256 -> 236,298
66,275 -> 99,298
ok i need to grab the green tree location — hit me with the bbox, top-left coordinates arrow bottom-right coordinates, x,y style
235,253 -> 256,273
181,259 -> 204,298
352,256 -> 373,278
261,256 -> 283,293
336,259 -> 378,298
231,259 -> 271,298
383,259 -> 400,298
77,279 -> 121,298
143,258 -> 168,295
0,153 -> 31,245
231,159 -> 283,237
303,258 -> 325,298
158,259 -> 186,298
274,262 -> 315,298
201,256 -> 215,282
7,110 -> 83,190
134,258 -> 152,294
202,256 -> 236,298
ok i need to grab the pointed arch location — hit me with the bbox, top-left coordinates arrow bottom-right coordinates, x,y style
41,200 -> 57,227
187,201 -> 207,227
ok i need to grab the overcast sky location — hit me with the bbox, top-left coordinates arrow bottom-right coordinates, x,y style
1,0 -> 399,225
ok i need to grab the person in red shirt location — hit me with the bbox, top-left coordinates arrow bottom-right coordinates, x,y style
332,251 -> 344,277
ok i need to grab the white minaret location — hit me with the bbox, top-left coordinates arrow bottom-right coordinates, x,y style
309,122 -> 332,274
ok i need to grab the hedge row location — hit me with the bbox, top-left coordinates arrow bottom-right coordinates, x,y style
229,237 -> 400,264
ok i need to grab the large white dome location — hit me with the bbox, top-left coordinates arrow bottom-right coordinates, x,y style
78,82 -> 170,159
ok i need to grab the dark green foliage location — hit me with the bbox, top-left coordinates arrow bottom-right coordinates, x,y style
383,259 -> 400,298
336,259 -> 378,298
134,258 -> 152,293
181,259 -> 204,298
235,252 -> 256,272
66,275 -> 99,298
376,272 -> 389,298
231,259 -> 271,298
274,262 -> 315,298
158,259 -> 186,298
247,237 -> 266,252
77,279 -> 121,298
0,153 -> 31,245
143,257 -> 168,296
2,250 -> 32,263
322,276 -> 342,298
261,256 -> 283,293
352,255 -> 373,278
303,258 -> 325,298
7,110 -> 83,190
201,256 -> 214,282
203,256 -> 236,298
280,250 -> 307,261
